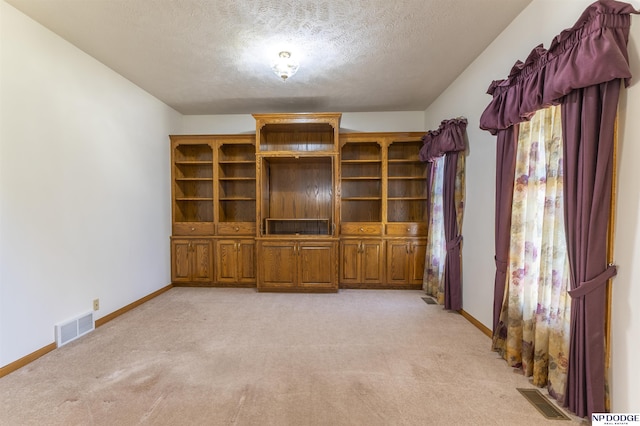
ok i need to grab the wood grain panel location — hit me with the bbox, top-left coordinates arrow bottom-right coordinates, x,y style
173,222 -> 215,235
340,223 -> 383,236
172,240 -> 191,282
299,243 -> 335,286
216,240 -> 236,281
362,241 -> 384,283
385,223 -> 427,236
217,222 -> 256,235
259,242 -> 296,287
340,241 -> 360,283
238,241 -> 256,281
192,240 -> 213,282
409,240 -> 426,284
386,240 -> 410,284
266,158 -> 332,219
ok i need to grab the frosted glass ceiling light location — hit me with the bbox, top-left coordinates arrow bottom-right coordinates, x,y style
271,51 -> 299,82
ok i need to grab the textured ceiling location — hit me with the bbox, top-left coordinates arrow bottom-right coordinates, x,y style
7,0 -> 532,115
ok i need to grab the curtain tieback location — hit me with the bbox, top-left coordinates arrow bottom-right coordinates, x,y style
446,235 -> 463,251
494,256 -> 508,273
568,265 -> 617,299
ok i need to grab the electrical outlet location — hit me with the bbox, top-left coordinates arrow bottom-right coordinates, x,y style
93,299 -> 99,311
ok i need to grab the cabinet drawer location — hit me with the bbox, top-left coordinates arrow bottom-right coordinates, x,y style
173,222 -> 215,235
217,223 -> 256,235
340,223 -> 383,236
386,223 -> 427,236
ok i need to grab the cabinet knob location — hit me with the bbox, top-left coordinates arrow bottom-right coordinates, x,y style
360,227 -> 364,232
191,227 -> 195,231
235,227 -> 240,232
406,228 -> 410,232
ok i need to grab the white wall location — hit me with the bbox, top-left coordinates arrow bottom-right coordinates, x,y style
181,114 -> 256,135
181,111 -> 425,134
423,0 -> 640,413
0,1 -> 181,367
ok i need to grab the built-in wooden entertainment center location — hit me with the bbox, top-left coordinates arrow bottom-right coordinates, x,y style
170,113 -> 426,292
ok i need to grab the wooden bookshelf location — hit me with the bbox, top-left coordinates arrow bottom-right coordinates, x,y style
169,119 -> 428,291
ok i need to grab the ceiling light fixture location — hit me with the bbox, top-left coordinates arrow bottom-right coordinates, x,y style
271,51 -> 299,82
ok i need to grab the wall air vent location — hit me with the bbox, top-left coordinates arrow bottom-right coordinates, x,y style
55,311 -> 94,347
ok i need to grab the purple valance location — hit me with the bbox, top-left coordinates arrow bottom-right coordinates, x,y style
419,117 -> 468,162
480,0 -> 639,134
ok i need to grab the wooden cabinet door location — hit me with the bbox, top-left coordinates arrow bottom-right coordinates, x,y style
298,242 -> 337,289
216,239 -> 256,284
191,240 -> 213,282
340,239 -> 384,286
237,240 -> 256,283
172,240 -> 192,283
361,240 -> 384,284
386,240 -> 411,285
386,239 -> 425,286
216,240 -> 239,284
172,239 -> 213,283
339,240 -> 360,284
409,240 -> 426,285
259,241 -> 297,289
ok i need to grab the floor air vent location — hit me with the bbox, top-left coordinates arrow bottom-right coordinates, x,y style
517,388 -> 571,420
55,311 -> 94,347
422,297 -> 437,305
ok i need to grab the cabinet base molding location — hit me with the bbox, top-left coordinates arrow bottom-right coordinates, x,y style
340,283 -> 422,290
173,283 -> 257,288
257,288 -> 338,293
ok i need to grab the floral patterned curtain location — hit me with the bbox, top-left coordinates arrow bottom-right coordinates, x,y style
423,157 -> 446,303
492,105 -> 572,402
480,1 -> 638,417
420,118 -> 467,309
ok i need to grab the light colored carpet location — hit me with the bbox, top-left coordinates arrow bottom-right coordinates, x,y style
0,288 -> 584,425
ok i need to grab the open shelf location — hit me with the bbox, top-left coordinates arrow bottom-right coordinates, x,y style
219,200 -> 256,222
174,144 -> 213,162
253,113 -> 341,154
172,142 -> 215,226
388,179 -> 427,198
218,179 -> 255,199
219,143 -> 255,161
175,199 -> 214,222
342,200 -> 382,222
259,156 -> 334,236
341,141 -> 382,224
388,199 -> 427,222
341,141 -> 381,161
257,122 -> 336,152
386,139 -> 427,224
218,141 -> 256,224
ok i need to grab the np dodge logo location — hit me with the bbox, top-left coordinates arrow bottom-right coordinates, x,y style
592,413 -> 640,425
